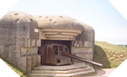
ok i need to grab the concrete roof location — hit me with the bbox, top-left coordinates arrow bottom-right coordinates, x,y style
1,11 -> 37,24
1,11 -> 94,33
35,15 -> 86,30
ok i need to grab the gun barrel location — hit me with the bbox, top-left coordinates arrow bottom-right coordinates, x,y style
61,51 -> 103,67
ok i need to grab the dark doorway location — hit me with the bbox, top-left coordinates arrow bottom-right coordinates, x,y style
38,40 -> 72,65
41,40 -> 72,52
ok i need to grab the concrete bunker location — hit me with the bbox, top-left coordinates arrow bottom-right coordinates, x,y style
0,11 -> 99,77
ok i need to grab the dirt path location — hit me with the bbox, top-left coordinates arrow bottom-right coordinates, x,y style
83,68 -> 116,77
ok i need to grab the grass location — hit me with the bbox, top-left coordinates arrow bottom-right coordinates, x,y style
95,41 -> 127,52
93,41 -> 127,68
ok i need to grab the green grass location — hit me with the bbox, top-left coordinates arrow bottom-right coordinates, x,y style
95,41 -> 127,52
93,41 -> 127,68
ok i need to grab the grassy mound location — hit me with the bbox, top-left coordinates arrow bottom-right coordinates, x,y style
94,41 -> 127,68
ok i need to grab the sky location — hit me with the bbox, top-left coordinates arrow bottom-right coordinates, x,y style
0,0 -> 127,45
109,0 -> 127,20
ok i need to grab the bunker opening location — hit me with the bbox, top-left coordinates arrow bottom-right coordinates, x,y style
38,40 -> 102,67
38,40 -> 73,66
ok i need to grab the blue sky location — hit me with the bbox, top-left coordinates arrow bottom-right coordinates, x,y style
10,0 -> 127,44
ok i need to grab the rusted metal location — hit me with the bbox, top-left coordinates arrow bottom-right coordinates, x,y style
38,47 -> 46,64
61,51 -> 103,67
38,44 -> 72,65
38,43 -> 102,67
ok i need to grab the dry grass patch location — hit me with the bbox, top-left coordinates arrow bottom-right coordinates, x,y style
94,41 -> 127,68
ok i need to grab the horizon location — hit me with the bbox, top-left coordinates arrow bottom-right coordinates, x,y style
1,0 -> 127,45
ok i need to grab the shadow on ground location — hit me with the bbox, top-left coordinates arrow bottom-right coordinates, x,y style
93,45 -> 111,68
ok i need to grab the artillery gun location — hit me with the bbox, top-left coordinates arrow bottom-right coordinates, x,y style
38,44 -> 102,67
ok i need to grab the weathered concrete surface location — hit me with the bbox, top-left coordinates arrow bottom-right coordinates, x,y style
35,15 -> 85,30
0,11 -> 95,75
0,11 -> 41,73
39,28 -> 82,40
35,15 -> 95,61
30,63 -> 95,77
83,68 -> 115,77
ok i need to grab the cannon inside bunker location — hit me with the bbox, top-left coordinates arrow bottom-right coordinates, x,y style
0,11 -> 102,77
38,43 -> 102,66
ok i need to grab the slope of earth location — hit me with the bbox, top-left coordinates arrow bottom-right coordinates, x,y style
93,41 -> 127,68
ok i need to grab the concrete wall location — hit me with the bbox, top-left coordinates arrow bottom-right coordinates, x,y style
35,15 -> 95,61
71,23 -> 95,61
0,11 -> 41,73
0,12 -> 95,73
